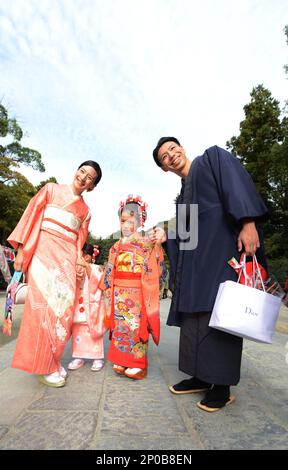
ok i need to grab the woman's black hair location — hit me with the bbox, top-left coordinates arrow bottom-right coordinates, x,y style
78,160 -> 102,186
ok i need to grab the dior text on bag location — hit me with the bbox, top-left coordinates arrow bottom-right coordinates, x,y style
209,256 -> 282,344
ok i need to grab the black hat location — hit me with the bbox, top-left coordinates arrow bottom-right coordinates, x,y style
152,136 -> 181,167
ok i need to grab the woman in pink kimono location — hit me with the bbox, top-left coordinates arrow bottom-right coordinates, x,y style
7,161 -> 102,387
68,243 -> 107,372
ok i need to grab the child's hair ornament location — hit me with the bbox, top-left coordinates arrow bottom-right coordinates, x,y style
92,245 -> 99,263
119,194 -> 147,228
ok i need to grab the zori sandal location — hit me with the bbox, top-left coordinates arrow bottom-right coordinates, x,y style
113,364 -> 126,375
197,395 -> 236,412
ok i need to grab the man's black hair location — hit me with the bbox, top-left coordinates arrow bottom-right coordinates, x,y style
152,137 -> 181,167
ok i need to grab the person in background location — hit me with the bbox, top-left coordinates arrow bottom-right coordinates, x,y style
0,244 -> 12,285
283,275 -> 288,307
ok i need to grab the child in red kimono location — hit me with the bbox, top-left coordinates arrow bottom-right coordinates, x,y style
68,243 -> 107,372
101,195 -> 164,380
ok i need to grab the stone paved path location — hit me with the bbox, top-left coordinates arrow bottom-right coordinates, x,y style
0,298 -> 287,450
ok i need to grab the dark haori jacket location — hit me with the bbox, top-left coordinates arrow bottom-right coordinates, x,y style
166,145 -> 268,327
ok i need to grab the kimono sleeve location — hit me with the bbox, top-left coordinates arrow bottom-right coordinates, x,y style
155,245 -> 164,278
7,183 -> 50,250
86,265 -> 107,340
99,243 -> 117,291
206,146 -> 268,224
77,209 -> 91,255
163,234 -> 178,292
142,244 -> 162,346
7,183 -> 51,272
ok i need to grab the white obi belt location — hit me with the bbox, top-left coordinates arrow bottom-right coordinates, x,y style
41,205 -> 81,241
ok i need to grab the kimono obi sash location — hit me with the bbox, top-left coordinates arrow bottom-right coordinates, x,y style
114,271 -> 141,288
41,205 -> 81,241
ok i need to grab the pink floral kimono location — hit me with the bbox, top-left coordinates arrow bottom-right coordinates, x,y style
71,264 -> 107,359
101,236 -> 164,369
7,183 -> 91,375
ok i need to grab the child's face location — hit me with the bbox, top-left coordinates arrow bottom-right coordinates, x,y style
83,253 -> 92,263
120,211 -> 138,237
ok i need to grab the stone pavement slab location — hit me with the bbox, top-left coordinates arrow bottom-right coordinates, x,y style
0,426 -> 8,440
0,366 -> 44,425
0,298 -> 287,450
0,411 -> 98,450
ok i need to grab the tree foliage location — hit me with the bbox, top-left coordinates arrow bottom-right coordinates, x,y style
227,87 -> 288,265
0,103 -> 45,243
284,25 -> 288,78
0,172 -> 36,241
86,233 -> 118,266
0,103 -> 45,173
35,177 -> 58,192
226,28 -> 288,281
227,84 -> 284,205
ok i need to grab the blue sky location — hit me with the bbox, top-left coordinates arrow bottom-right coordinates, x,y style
0,0 -> 287,237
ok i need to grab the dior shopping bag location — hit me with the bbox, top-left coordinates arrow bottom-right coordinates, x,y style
209,256 -> 282,343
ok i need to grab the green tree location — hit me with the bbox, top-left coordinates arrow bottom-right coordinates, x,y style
35,176 -> 58,191
86,233 -> 117,266
0,172 -> 36,242
227,84 -> 284,205
226,62 -> 288,272
0,103 -> 45,243
0,103 -> 45,173
284,25 -> 288,78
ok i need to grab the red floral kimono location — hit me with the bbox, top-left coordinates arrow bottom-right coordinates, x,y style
101,236 -> 164,369
7,183 -> 90,375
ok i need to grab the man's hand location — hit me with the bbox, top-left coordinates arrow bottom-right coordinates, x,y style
148,226 -> 167,245
104,288 -> 111,300
237,220 -> 260,256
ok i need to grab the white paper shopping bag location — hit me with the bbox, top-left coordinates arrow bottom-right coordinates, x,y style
209,280 -> 282,343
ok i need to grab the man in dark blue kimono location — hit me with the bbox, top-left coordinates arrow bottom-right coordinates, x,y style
152,137 -> 268,412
